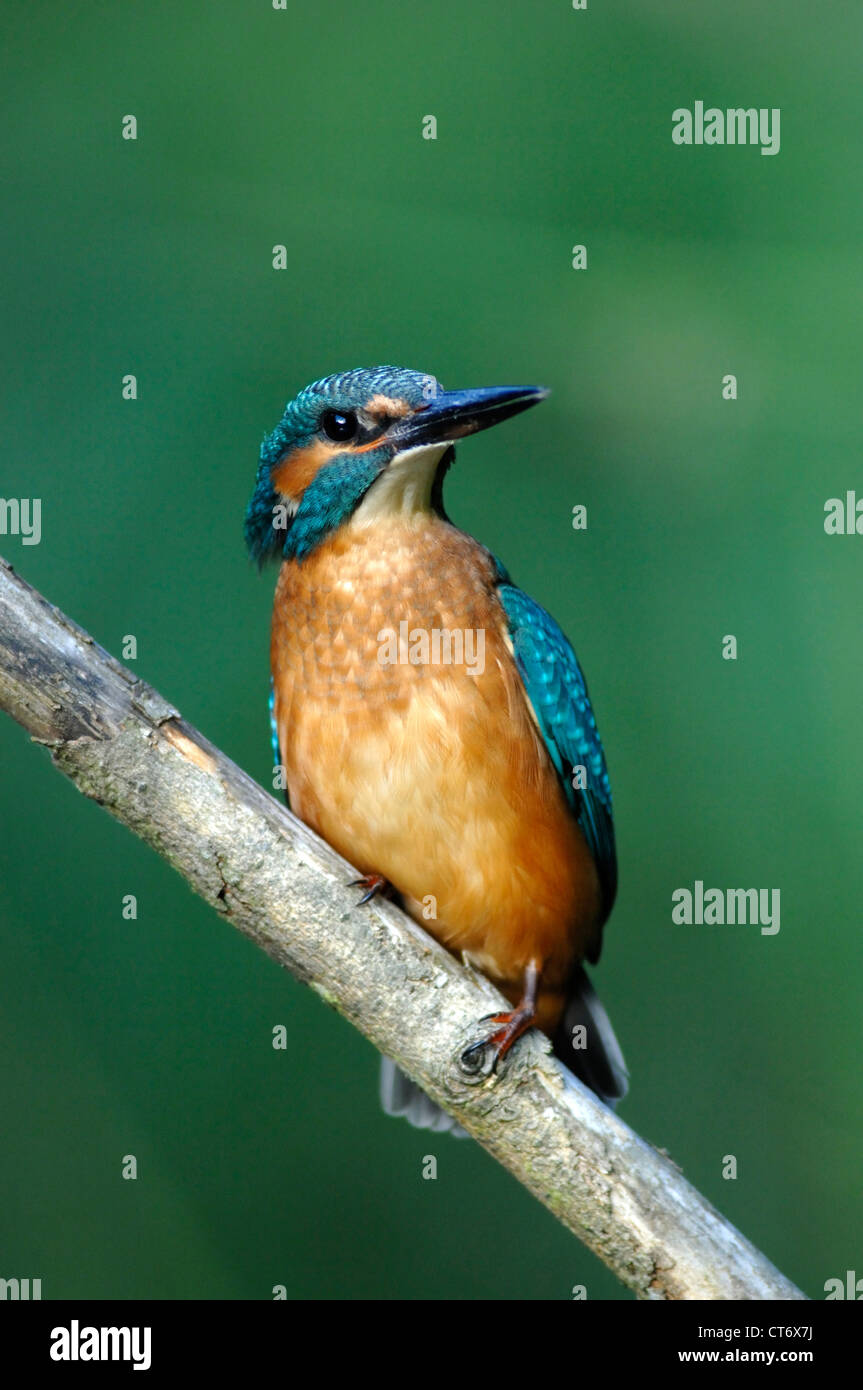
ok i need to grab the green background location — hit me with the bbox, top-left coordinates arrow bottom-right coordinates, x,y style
1,1 -> 860,1300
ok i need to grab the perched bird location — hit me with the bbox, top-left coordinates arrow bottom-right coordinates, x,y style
245,366 -> 627,1131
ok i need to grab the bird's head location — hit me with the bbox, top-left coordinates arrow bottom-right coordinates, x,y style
244,365 -> 548,563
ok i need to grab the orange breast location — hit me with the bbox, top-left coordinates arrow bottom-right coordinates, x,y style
270,515 -> 601,1030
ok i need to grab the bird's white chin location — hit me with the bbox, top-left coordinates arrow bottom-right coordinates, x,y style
350,443 -> 450,524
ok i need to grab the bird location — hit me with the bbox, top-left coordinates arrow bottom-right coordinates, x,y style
245,365 -> 627,1132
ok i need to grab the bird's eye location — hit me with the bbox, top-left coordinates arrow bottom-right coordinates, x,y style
320,409 -> 358,442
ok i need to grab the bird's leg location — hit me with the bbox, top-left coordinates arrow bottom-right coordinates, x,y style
461,960 -> 541,1074
349,872 -> 392,906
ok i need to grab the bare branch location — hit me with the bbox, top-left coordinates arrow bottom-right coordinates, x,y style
0,556 -> 806,1300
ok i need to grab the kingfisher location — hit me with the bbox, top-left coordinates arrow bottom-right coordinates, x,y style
245,366 -> 627,1131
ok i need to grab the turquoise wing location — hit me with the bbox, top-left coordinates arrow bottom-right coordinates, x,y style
497,582 -> 617,936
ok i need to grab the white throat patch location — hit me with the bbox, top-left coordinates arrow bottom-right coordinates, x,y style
351,442 -> 450,524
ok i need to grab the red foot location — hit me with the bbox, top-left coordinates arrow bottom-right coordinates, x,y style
461,1005 -> 536,1073
349,873 -> 391,906
460,961 -> 540,1075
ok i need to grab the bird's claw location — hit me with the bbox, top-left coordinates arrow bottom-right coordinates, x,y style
460,1009 -> 535,1075
460,1037 -> 499,1077
349,873 -> 391,906
460,1027 -> 513,1076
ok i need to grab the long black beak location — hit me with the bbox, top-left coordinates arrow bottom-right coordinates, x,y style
390,384 -> 549,449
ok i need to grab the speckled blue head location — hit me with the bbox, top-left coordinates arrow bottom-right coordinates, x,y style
245,365 -> 548,564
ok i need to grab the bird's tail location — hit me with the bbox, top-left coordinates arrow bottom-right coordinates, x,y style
552,965 -> 629,1106
379,1058 -> 469,1137
379,965 -> 627,1134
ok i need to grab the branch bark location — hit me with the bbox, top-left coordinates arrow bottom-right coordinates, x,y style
0,556 -> 806,1301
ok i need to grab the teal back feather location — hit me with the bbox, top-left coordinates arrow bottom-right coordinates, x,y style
497,581 -> 617,928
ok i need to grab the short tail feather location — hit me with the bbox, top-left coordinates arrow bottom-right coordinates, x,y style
379,965 -> 627,1135
379,1057 -> 469,1137
553,965 -> 629,1105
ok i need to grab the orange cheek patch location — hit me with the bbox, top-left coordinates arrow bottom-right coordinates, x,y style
271,431 -> 392,504
271,440 -> 339,506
